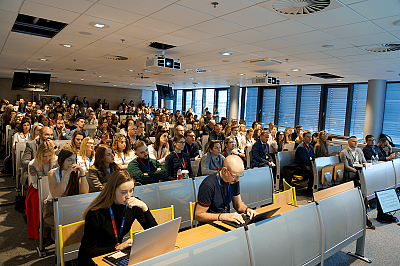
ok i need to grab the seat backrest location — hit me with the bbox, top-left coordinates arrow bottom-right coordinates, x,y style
59,220 -> 85,266
201,135 -> 209,151
320,165 -> 334,186
328,145 -> 343,154
194,176 -> 206,201
245,145 -> 252,169
391,158 -> 400,188
39,175 -> 50,203
313,181 -> 354,202
275,150 -> 296,191
333,163 -> 344,182
273,190 -> 293,205
130,205 -> 174,236
191,160 -> 200,177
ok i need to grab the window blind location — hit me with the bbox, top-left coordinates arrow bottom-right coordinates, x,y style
261,88 -> 276,125
349,83 -> 368,137
244,87 -> 258,127
299,85 -> 321,131
325,87 -> 348,135
383,82 -> 400,144
278,86 -> 297,128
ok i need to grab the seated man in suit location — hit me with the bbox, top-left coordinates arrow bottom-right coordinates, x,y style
127,140 -> 168,185
184,130 -> 201,161
293,131 -> 316,194
195,155 -> 258,224
208,124 -> 225,142
251,131 -> 274,168
340,136 -> 366,186
21,126 -> 54,185
362,134 -> 395,161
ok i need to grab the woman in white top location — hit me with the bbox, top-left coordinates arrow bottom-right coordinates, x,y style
159,114 -> 170,129
245,129 -> 255,147
45,149 -> 89,240
112,134 -> 136,168
239,124 -> 247,138
148,130 -> 170,164
26,141 -> 57,239
13,117 -> 31,148
77,137 -> 95,173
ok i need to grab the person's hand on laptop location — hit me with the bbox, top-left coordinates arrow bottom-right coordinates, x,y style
116,239 -> 133,251
126,197 -> 149,212
246,208 -> 258,220
220,212 -> 245,224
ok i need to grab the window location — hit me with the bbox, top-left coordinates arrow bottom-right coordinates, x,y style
153,90 -> 158,109
383,82 -> 400,144
217,90 -> 228,120
278,86 -> 297,128
193,89 -> 203,115
299,85 -> 321,131
325,87 -> 348,135
175,90 -> 182,112
185,91 -> 192,112
261,88 -> 276,125
204,89 -> 215,115
243,87 -> 258,127
141,90 -> 152,107
349,84 -> 368,137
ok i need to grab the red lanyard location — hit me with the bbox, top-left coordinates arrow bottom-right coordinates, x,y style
175,153 -> 186,170
157,147 -> 164,159
216,135 -> 219,140
138,158 -> 151,172
109,205 -> 127,244
223,151 -> 228,157
235,137 -> 239,146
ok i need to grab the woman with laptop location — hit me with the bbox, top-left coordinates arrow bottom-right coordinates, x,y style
78,170 -> 157,266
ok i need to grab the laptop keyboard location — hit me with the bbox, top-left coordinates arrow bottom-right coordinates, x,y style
115,257 -> 129,266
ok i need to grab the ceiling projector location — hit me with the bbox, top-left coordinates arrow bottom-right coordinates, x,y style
145,55 -> 181,70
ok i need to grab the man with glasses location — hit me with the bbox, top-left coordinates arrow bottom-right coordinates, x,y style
208,124 -> 225,142
127,125 -> 138,149
195,155 -> 258,224
169,125 -> 185,152
362,134 -> 394,161
252,131 -> 274,168
184,130 -> 201,161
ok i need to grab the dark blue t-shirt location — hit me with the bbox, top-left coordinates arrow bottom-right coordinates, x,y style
197,172 -> 240,213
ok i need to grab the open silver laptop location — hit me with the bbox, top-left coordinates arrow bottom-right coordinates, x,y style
103,217 -> 182,266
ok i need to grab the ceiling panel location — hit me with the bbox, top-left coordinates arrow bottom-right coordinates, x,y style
283,31 -> 336,45
324,47 -> 368,57
132,17 -> 184,34
293,7 -> 366,30
223,29 -> 275,43
220,5 -> 286,28
152,34 -> 197,46
0,0 -> 24,13
169,28 -> 215,42
20,1 -> 80,24
348,0 -> 400,20
254,20 -> 314,38
371,15 -> 400,32
114,25 -> 165,40
321,21 -> 386,39
342,32 -> 400,46
228,44 -> 267,54
71,14 -> 128,33
27,0 -> 95,13
98,0 -> 172,16
190,18 -> 247,36
84,4 -> 144,24
203,36 -> 243,48
251,38 -> 296,50
176,0 -> 253,17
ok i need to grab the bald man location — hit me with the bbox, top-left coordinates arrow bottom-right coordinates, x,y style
195,155 -> 258,224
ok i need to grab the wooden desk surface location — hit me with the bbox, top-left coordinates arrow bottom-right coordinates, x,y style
92,202 -> 298,265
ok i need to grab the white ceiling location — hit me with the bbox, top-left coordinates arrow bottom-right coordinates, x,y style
0,0 -> 400,90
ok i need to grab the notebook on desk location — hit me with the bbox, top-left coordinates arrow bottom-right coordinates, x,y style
222,207 -> 280,228
103,217 -> 181,266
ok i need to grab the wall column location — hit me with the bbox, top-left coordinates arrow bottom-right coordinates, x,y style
363,79 -> 386,141
163,99 -> 173,111
228,85 -> 240,123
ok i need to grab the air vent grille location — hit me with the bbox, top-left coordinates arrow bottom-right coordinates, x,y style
102,55 -> 130,60
306,73 -> 343,79
272,0 -> 330,15
148,42 -> 176,50
11,14 -> 67,38
365,43 -> 400,52
194,68 -> 211,73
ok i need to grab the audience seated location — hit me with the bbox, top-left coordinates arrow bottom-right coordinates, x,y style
26,141 -> 57,239
208,124 -> 225,142
363,134 -> 395,161
112,134 -> 136,169
291,125 -> 302,141
127,124 -> 138,149
251,130 -> 274,168
52,117 -> 68,141
245,129 -> 255,147
293,132 -> 316,194
314,130 -> 329,157
148,130 -> 170,164
165,134 -> 193,180
12,117 -> 31,147
45,149 -> 89,240
340,136 -> 366,187
200,140 -> 225,176
203,119 -> 215,136
229,126 -> 246,163
267,126 -> 277,146
61,130 -> 85,154
77,137 -> 95,173
127,140 -> 168,185
184,130 -> 200,161
88,144 -> 121,192
136,121 -> 150,144
119,118 -> 134,136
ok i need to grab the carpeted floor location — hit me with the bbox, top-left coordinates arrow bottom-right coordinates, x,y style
1,165 -> 399,266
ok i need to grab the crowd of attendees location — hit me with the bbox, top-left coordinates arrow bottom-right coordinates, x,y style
1,93 -> 396,240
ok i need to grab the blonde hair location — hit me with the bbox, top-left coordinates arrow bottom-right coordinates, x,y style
79,137 -> 95,158
30,123 -> 44,140
82,170 -> 132,219
112,134 -> 132,157
33,141 -> 56,172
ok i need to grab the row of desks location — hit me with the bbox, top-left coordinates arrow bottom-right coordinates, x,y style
93,202 -> 297,265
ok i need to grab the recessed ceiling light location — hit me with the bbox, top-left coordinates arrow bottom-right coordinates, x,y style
114,85 -> 117,86
38,58 -> 49,61
89,21 -> 110,28
81,78 -> 85,80
220,52 -> 233,56
128,69 -> 135,72
337,79 -> 342,81
69,81 -> 73,83
286,81 -> 291,83
290,68 -> 301,72
188,77 -> 194,80
238,73 -> 245,76
322,44 -> 335,48
79,31 -> 92,35
393,20 -> 400,26
60,43 -> 74,48
153,81 -> 156,83
99,75 -> 103,77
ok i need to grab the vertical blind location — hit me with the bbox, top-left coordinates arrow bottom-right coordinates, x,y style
175,90 -> 182,112
204,89 -> 215,115
349,83 -> 368,138
299,85 -> 321,131
325,87 -> 348,135
261,88 -> 276,125
153,90 -> 158,109
383,82 -> 400,144
244,87 -> 258,127
193,89 -> 203,115
217,90 -> 228,119
185,91 -> 192,112
278,86 -> 297,128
